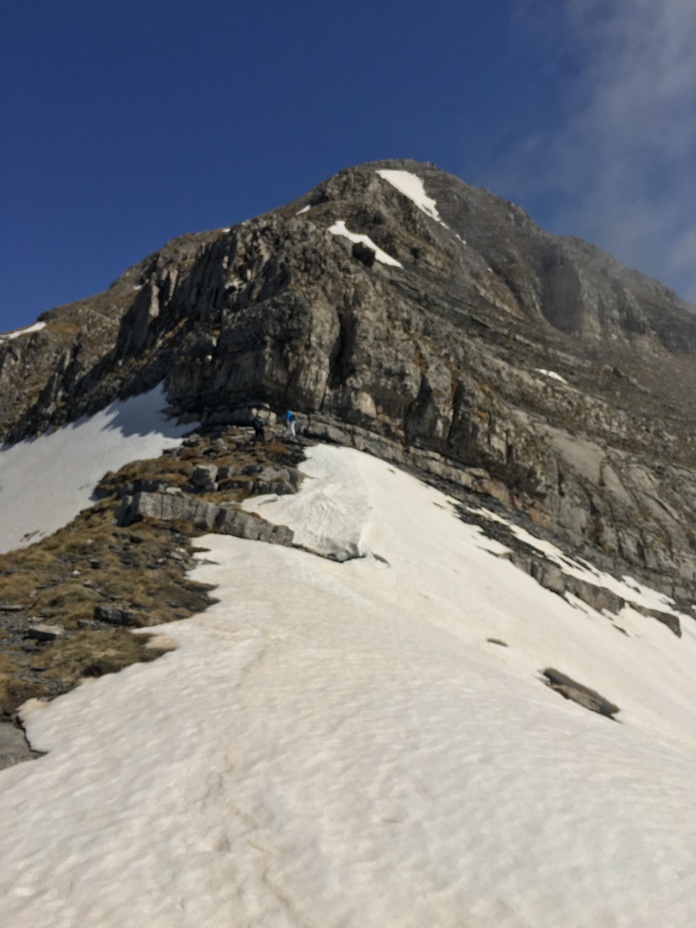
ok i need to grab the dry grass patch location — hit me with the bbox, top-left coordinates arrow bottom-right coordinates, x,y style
35,628 -> 167,688
0,653 -> 49,717
0,424 -> 305,719
0,488 -> 212,718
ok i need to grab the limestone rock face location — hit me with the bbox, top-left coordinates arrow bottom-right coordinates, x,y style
2,158 -> 696,602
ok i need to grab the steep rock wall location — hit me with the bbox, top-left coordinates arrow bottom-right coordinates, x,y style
2,159 -> 696,600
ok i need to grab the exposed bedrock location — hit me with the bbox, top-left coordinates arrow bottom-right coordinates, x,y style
2,159 -> 696,602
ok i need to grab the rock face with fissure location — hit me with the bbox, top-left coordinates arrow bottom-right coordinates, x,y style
2,158 -> 696,605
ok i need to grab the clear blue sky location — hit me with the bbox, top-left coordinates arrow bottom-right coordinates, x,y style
2,0 -> 695,333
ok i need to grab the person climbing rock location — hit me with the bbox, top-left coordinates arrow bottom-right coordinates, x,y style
285,409 -> 296,437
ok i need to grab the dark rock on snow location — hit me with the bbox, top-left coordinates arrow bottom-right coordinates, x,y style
542,668 -> 621,719
0,722 -> 42,771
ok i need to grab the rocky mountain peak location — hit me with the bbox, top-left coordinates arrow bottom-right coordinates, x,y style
2,159 -> 696,604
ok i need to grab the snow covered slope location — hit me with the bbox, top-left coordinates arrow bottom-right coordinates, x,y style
1,444 -> 694,927
0,385 -> 193,554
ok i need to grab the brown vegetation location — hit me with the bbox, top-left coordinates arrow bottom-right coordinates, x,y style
0,426 -> 304,719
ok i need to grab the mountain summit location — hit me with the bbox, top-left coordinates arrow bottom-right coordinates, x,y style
1,161 -> 696,927
3,159 -> 695,604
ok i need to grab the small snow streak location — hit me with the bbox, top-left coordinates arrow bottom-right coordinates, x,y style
329,220 -> 402,268
537,368 -> 568,385
0,321 -> 46,341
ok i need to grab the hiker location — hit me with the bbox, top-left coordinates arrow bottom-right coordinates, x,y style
251,414 -> 266,442
285,409 -> 296,437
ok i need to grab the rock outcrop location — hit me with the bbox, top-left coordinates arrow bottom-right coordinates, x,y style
2,158 -> 696,604
0,722 -> 41,771
541,668 -> 621,719
118,490 -> 294,547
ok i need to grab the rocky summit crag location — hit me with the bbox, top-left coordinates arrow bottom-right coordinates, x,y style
2,158 -> 696,606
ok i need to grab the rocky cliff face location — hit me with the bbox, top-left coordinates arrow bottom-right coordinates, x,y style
2,159 -> 696,602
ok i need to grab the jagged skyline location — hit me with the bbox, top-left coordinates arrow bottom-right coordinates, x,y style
2,151 -> 696,927
2,0 -> 695,334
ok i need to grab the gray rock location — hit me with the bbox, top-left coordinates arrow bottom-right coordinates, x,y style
352,241 -> 376,268
630,605 -> 682,638
94,604 -> 136,626
542,668 -> 620,719
529,560 -> 566,597
190,465 -> 218,490
116,491 -> 294,548
252,466 -> 296,496
119,491 -> 220,532
215,506 -> 294,545
0,722 -> 41,771
26,623 -> 65,642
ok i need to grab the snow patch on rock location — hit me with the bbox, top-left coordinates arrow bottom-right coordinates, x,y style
537,368 -> 568,385
377,169 -> 442,222
0,385 -> 195,554
0,321 -> 46,341
377,169 -> 466,244
329,220 -> 402,267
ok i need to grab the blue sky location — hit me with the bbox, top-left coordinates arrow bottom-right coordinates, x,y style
2,0 -> 695,333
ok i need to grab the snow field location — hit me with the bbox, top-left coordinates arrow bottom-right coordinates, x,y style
245,448 -> 696,753
0,385 -> 194,553
0,445 -> 694,926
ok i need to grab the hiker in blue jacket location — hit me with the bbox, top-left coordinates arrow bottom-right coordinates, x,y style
285,409 -> 296,437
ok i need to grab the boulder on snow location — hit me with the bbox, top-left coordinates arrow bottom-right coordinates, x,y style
541,668 -> 620,719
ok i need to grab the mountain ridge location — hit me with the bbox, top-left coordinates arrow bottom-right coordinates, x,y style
2,158 -> 696,605
2,162 -> 696,926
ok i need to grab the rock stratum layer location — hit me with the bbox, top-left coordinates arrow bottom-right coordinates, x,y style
2,159 -> 696,603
